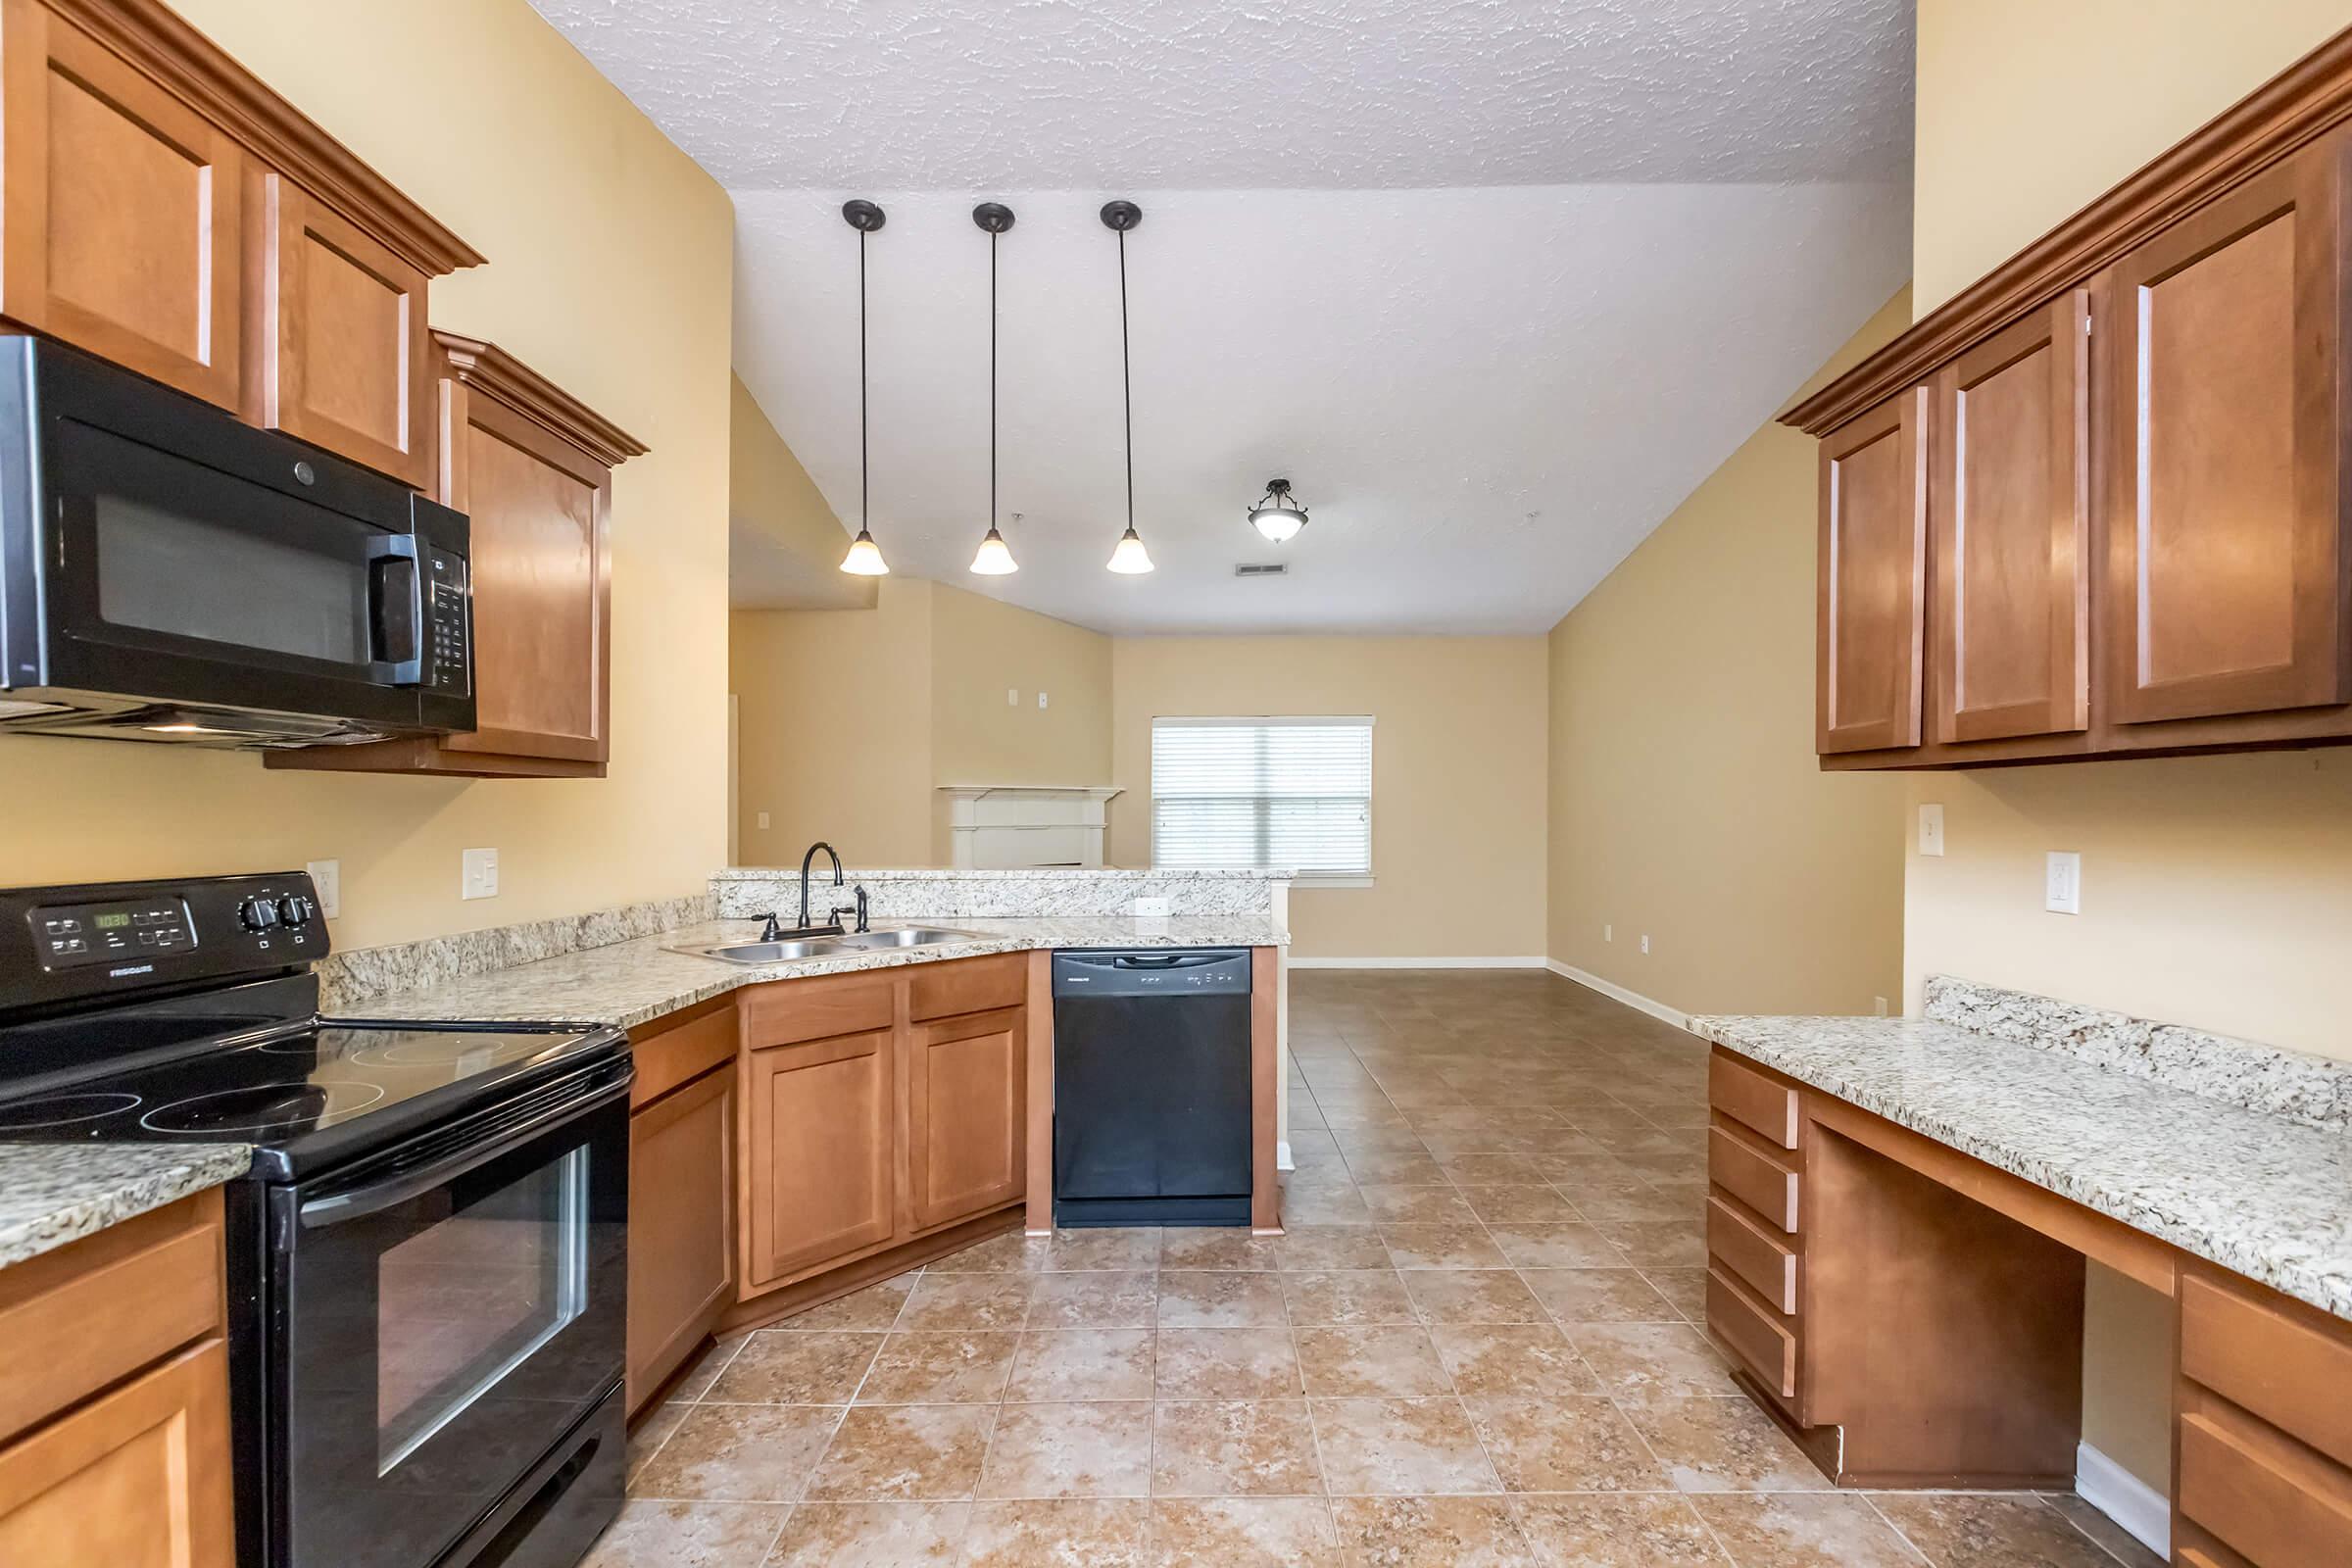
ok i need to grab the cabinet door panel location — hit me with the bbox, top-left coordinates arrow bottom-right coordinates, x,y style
0,1339 -> 234,1568
628,1064 -> 735,1410
1934,293 -> 2090,743
1818,388 -> 1929,754
440,385 -> 611,761
748,1029 -> 895,1285
256,174 -> 430,487
906,1007 -> 1025,1232
2105,135 -> 2349,724
0,0 -> 242,408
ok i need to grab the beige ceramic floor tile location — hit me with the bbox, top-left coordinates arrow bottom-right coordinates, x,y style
1868,1493 -> 2121,1568
1379,1222 -> 1512,1270
781,1275 -> 919,1332
894,1275 -> 1032,1333
1457,1186 -> 1585,1225
2040,1494 -> 2167,1568
960,1498 -> 1152,1568
1294,1326 -> 1453,1396
760,1501 -> 968,1566
1432,1152 -> 1549,1185
626,1399 -> 689,1486
1343,1148 -> 1451,1186
1277,1226 -> 1397,1271
1002,1328 -> 1155,1402
1520,1267 -> 1678,1324
1147,1497 -> 1345,1567
1461,1395 -> 1668,1493
664,1336 -> 748,1400
1689,1494 -> 1928,1567
803,1404 -> 997,1500
704,1332 -> 882,1405
1361,1185 -> 1482,1225
1620,1395 -> 1831,1493
927,1231 -> 1052,1274
1155,1269 -> 1290,1328
1425,1322 -> 1600,1397
629,1404 -> 844,1502
1151,1399 -> 1326,1496
1160,1228 -> 1280,1270
1282,1269 -> 1421,1326
1567,1322 -> 1737,1397
852,1332 -> 1018,1405
1401,1267 -> 1548,1325
1308,1396 -> 1501,1495
975,1400 -> 1154,1498
1509,1494 -> 1728,1566
1329,1494 -> 1543,1567
1046,1229 -> 1162,1271
1642,1266 -> 1709,1322
1590,1222 -> 1707,1268
1154,1327 -> 1305,1398
1483,1223 -> 1628,1269
577,1498 -> 789,1568
1025,1269 -> 1159,1330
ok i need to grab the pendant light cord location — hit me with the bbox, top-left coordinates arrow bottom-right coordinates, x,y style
858,227 -> 869,532
990,228 -> 999,531
1118,226 -> 1134,529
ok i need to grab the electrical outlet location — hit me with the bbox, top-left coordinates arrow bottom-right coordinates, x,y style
1918,803 -> 1945,857
1874,996 -> 1889,1016
462,847 -> 500,901
1603,923 -> 1613,943
2045,851 -> 2081,915
1006,688 -> 1019,707
1037,690 -> 1050,710
1132,896 -> 1171,918
305,858 -> 341,919
1640,934 -> 1650,955
756,810 -> 770,830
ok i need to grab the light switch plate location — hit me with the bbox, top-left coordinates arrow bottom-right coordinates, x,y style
1918,803 -> 1945,857
305,858 -> 341,919
1603,923 -> 1613,943
1640,934 -> 1651,955
1006,688 -> 1020,707
2045,851 -> 2081,914
1037,690 -> 1050,710
756,811 -> 770,830
462,847 -> 500,901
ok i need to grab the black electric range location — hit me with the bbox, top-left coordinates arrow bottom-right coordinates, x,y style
0,873 -> 632,1568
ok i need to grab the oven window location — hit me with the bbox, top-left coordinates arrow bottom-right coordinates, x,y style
95,495 -> 370,665
375,1146 -> 590,1474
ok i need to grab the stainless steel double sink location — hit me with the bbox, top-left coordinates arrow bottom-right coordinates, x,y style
669,926 -> 990,965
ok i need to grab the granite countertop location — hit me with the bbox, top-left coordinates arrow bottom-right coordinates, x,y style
346,915 -> 1289,1033
0,1143 -> 252,1269
1690,1011 -> 2352,1320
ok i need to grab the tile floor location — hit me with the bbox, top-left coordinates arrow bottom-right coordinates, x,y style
598,968 -> 2166,1567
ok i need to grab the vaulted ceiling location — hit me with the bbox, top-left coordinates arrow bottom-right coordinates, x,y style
530,0 -> 1915,632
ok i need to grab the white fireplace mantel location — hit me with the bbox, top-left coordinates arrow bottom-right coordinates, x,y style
936,785 -> 1123,869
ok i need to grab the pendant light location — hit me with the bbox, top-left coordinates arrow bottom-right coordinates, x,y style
1102,200 -> 1154,574
1247,478 -> 1308,543
969,202 -> 1018,575
839,199 -> 889,576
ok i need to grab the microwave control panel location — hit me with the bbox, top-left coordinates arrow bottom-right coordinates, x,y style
424,547 -> 471,698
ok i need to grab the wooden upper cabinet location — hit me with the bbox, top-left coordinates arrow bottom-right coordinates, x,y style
1817,387 -> 1930,754
0,0 -> 243,408
2104,133 -> 2350,727
249,172 -> 431,487
1931,291 -> 2091,744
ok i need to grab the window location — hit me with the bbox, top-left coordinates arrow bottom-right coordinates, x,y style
1151,716 -> 1373,881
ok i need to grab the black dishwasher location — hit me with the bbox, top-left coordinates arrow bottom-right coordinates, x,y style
1053,948 -> 1253,1226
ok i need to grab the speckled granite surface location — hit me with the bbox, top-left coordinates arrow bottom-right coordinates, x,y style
346,915 -> 1288,1033
1924,974 -> 2352,1131
0,1144 -> 251,1269
1690,1010 -> 2352,1320
711,867 -> 1289,920
320,892 -> 715,1012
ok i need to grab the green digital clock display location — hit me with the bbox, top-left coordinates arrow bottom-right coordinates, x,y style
93,912 -> 130,930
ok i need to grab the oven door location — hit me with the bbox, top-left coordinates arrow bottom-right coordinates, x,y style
271,1062 -> 629,1568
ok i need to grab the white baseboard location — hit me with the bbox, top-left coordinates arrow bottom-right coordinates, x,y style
1286,956 -> 1548,970
2076,1442 -> 2170,1559
1276,1140 -> 1294,1172
1544,959 -> 1690,1030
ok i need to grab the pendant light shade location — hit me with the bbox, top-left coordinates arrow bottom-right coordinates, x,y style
969,202 -> 1018,576
839,198 -> 889,577
1248,478 -> 1308,543
1102,200 -> 1153,574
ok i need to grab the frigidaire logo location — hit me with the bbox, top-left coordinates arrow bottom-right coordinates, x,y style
109,964 -> 155,978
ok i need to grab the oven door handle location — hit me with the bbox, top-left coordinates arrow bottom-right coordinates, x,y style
298,1078 -> 628,1229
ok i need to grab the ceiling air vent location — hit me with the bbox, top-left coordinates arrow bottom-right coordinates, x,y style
1234,562 -> 1289,578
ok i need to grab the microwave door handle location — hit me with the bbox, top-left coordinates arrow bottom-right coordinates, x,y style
298,1078 -> 628,1229
366,534 -> 424,687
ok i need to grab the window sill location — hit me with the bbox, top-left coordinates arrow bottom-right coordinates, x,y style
1291,875 -> 1375,889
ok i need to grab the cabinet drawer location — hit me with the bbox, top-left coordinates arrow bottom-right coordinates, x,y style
2180,1398 -> 2352,1568
1707,1196 -> 1798,1313
2182,1270 -> 2352,1471
741,975 -> 893,1049
1706,1265 -> 1797,1402
1710,1052 -> 1799,1150
0,1191 -> 222,1445
631,999 -> 738,1109
1709,1126 -> 1798,1233
910,956 -> 1025,1022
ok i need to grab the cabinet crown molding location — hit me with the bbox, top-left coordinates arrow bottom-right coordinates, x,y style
433,330 -> 650,467
1783,22 -> 2352,437
45,0 -> 484,276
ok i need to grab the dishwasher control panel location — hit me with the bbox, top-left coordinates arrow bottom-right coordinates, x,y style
1052,949 -> 1253,997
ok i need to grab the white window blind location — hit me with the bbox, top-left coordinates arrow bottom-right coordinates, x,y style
1151,716 -> 1373,878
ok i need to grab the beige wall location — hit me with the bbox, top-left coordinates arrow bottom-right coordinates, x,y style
731,375 -> 873,611
1912,0 -> 2352,1500
1109,638 -> 1549,961
0,0 -> 733,950
1544,293 -> 1911,1017
1914,0 -> 2348,314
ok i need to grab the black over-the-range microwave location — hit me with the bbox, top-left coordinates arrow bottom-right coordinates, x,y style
0,335 -> 474,747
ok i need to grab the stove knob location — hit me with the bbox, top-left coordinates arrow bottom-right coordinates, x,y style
277,894 -> 314,927
239,897 -> 279,932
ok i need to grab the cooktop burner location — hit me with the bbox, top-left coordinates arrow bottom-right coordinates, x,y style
140,1080 -> 386,1135
0,1091 -> 143,1130
343,1031 -> 568,1069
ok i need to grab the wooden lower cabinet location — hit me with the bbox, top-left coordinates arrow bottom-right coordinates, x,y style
906,1006 -> 1026,1233
0,1190 -> 233,1567
746,1023 -> 898,1286
627,1061 -> 735,1411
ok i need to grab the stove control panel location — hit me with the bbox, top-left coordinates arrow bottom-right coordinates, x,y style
4,873 -> 330,1011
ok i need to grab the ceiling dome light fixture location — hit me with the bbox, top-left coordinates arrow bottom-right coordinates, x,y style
1101,200 -> 1154,575
839,198 -> 890,576
1247,478 -> 1308,544
969,201 -> 1019,576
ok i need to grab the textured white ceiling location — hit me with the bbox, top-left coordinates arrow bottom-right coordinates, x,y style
531,0 -> 1912,187
527,0 -> 1915,633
